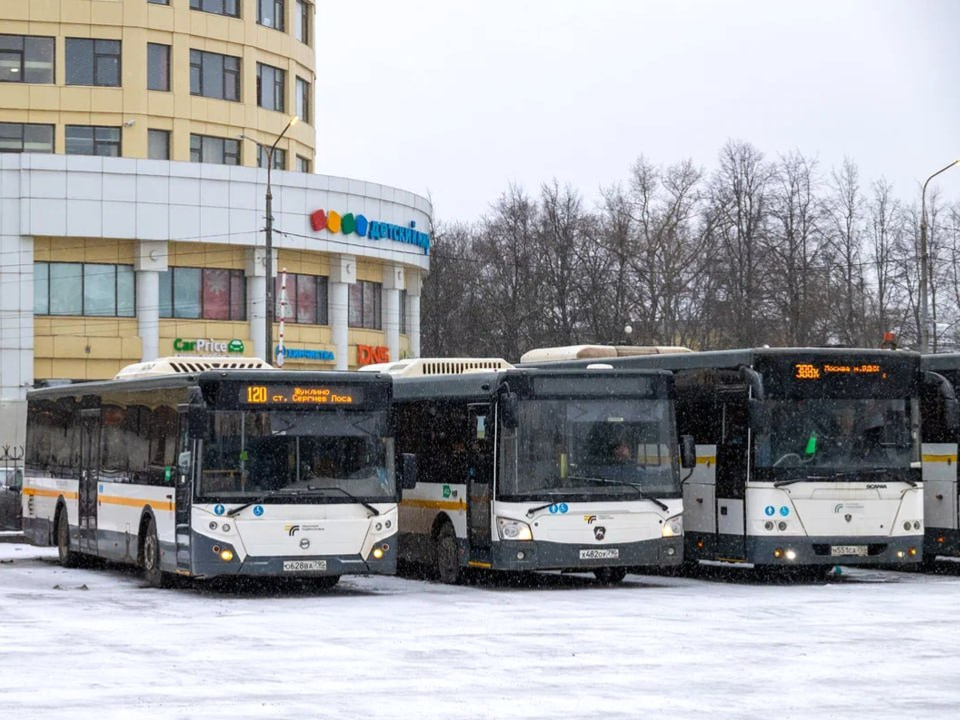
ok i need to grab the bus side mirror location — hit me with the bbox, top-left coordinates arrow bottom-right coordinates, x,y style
500,393 -> 519,429
188,406 -> 206,438
679,435 -> 697,469
748,399 -> 770,429
400,453 -> 418,490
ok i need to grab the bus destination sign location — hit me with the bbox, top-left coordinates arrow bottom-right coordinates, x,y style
241,385 -> 361,405
794,363 -> 885,381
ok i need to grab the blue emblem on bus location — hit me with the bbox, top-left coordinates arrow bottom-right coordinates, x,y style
253,505 -> 264,517
780,506 -> 790,517
214,504 -> 225,516
764,505 -> 775,516
558,503 -> 568,513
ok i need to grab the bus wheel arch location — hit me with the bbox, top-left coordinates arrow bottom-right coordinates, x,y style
431,515 -> 461,585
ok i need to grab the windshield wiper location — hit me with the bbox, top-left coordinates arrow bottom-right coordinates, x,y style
525,495 -> 566,518
302,486 -> 381,516
567,476 -> 670,511
226,488 -> 304,517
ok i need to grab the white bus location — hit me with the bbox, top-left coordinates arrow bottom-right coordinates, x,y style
523,347 -> 926,576
365,358 -> 694,584
918,353 -> 960,566
21,357 -> 411,588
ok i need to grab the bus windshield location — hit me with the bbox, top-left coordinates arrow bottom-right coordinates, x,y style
197,409 -> 394,500
498,398 -> 681,500
754,398 -> 915,473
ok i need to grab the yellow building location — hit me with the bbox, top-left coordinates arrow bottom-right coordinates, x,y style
0,0 -> 432,448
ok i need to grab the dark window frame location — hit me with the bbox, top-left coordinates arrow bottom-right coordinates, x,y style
275,273 -> 329,325
256,62 -> 286,112
65,38 -> 121,87
34,262 -> 136,318
0,34 -> 55,84
190,133 -> 241,165
65,125 -> 121,157
0,122 -> 54,153
295,76 -> 311,124
190,0 -> 240,18
147,42 -> 170,91
158,267 -> 247,320
190,49 -> 241,101
257,0 -> 286,31
295,154 -> 311,173
147,128 -> 170,160
256,145 -> 286,170
348,280 -> 383,330
295,0 -> 310,45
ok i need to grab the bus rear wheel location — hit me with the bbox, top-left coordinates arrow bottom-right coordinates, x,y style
142,517 -> 170,588
435,523 -> 461,585
56,510 -> 79,568
594,567 -> 627,584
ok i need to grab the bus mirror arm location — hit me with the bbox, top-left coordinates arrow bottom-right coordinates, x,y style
400,453 -> 418,490
739,366 -> 765,401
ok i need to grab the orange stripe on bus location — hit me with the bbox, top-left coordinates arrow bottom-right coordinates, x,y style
98,495 -> 175,512
400,498 -> 463,511
22,487 -> 78,500
923,454 -> 957,463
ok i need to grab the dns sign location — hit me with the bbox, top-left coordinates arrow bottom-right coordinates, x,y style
357,344 -> 389,366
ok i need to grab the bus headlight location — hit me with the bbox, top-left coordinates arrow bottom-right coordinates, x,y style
497,517 -> 533,541
662,515 -> 683,538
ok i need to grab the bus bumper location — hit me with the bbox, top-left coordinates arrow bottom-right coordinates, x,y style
489,535 -> 682,572
186,533 -> 399,578
745,534 -> 923,566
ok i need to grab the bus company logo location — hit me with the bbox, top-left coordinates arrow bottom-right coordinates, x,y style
584,514 -> 598,524
310,208 -> 431,255
866,484 -> 888,490
299,538 -> 311,550
286,524 -> 301,537
594,526 -> 607,541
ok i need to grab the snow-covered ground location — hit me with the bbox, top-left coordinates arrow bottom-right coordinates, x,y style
2,542 -> 959,720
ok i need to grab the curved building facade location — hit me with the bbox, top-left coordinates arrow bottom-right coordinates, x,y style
0,1 -> 432,448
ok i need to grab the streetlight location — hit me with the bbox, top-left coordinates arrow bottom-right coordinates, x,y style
239,115 -> 298,365
920,159 -> 959,353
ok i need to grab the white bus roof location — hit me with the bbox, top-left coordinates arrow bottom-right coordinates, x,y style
519,345 -> 692,364
359,357 -> 514,377
114,356 -> 273,380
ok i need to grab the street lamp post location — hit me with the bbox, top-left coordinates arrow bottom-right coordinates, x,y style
919,160 -> 959,354
240,116 -> 298,365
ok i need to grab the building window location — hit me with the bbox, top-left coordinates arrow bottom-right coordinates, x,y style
147,129 -> 170,160
65,125 -> 121,156
65,39 -> 121,87
148,0 -> 170,5
295,76 -> 311,124
276,274 -> 328,325
257,145 -> 285,170
34,263 -> 135,317
159,267 -> 246,320
0,35 -> 54,83
0,123 -> 54,153
190,50 -> 240,101
190,134 -> 240,165
257,0 -> 285,30
399,289 -> 407,334
190,0 -> 240,17
295,1 -> 310,45
348,281 -> 382,330
256,63 -> 285,112
295,155 -> 310,173
147,43 -> 170,91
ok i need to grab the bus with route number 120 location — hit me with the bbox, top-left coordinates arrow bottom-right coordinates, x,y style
21,357 -> 413,588
521,346 -> 927,576
362,357 -> 695,584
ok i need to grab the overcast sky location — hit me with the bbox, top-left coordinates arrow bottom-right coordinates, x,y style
317,0 -> 960,224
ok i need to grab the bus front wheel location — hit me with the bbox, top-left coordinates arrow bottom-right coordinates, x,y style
56,510 -> 79,568
435,523 -> 461,585
142,517 -> 170,588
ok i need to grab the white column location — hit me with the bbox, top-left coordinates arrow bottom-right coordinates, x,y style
329,255 -> 356,371
382,265 -> 404,363
405,269 -> 423,358
246,247 -> 275,361
134,240 -> 168,362
0,230 -> 33,450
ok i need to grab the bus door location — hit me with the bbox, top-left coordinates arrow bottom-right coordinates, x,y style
466,404 -> 493,555
174,408 -> 195,573
78,409 -> 101,554
714,392 -> 749,560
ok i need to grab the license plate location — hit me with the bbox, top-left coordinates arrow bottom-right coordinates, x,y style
579,548 -> 620,560
831,545 -> 868,557
283,560 -> 327,572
